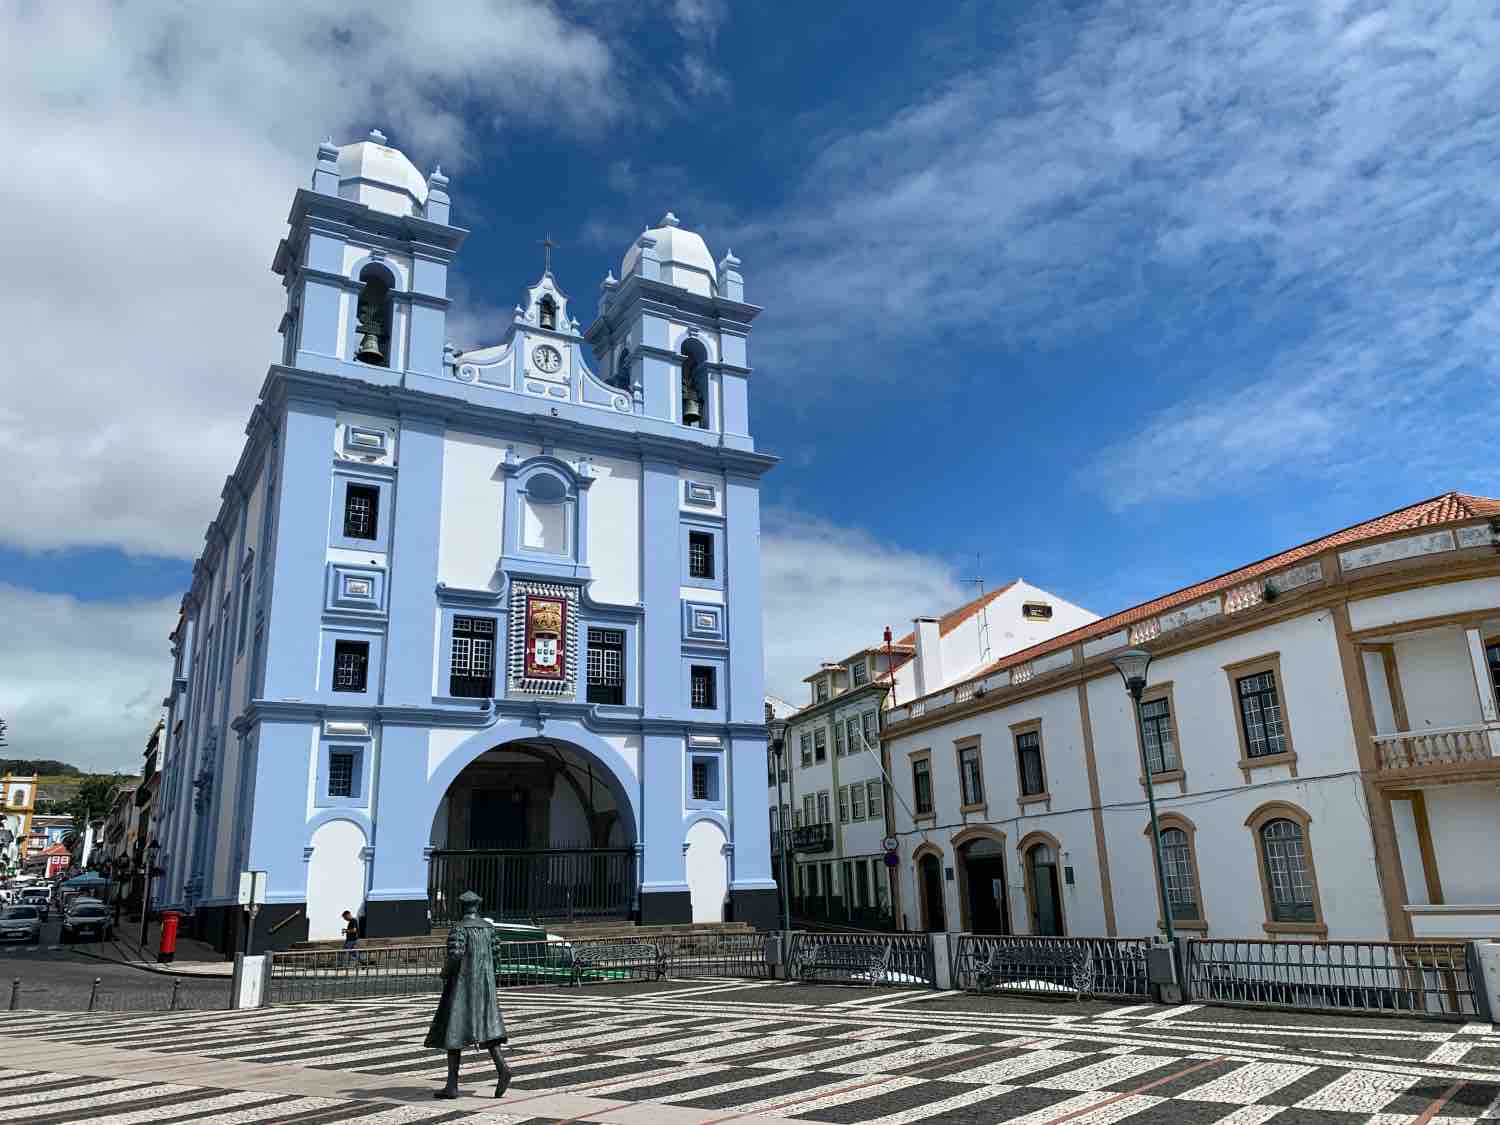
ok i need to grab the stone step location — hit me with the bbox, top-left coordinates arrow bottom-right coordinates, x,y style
290,919 -> 755,952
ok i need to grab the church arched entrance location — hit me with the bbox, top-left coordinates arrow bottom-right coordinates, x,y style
426,736 -> 637,925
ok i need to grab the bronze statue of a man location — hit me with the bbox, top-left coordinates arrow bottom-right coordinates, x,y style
425,890 -> 512,1099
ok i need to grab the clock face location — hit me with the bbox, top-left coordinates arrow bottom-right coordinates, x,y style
532,344 -> 562,374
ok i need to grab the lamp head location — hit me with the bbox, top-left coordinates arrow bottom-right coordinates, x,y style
1111,648 -> 1153,697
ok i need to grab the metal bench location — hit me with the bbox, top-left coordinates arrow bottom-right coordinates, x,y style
569,940 -> 667,985
973,941 -> 1094,999
792,939 -> 894,986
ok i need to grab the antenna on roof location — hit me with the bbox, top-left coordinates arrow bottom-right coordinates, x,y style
962,552 -> 993,666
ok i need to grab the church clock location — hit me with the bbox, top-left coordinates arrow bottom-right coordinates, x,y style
532,344 -> 562,374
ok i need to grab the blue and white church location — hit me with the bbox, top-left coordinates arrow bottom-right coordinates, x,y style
153,130 -> 778,950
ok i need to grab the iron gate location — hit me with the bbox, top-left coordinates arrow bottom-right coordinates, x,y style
428,848 -> 636,925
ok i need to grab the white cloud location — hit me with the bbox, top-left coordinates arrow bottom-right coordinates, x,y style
0,586 -> 175,773
761,511 -> 965,702
0,1 -> 621,557
726,0 -> 1500,506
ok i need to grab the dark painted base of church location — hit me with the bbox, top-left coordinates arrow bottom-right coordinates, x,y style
194,900 -> 310,955
639,890 -> 692,925
364,898 -> 429,938
728,889 -> 780,931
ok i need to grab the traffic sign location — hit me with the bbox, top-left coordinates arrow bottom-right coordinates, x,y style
883,852 -> 900,867
882,836 -> 899,852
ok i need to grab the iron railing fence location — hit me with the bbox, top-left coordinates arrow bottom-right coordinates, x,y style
266,932 -> 773,1004
428,848 -> 636,926
6,974 -> 231,1012
787,930 -> 934,986
955,935 -> 1152,999
1185,939 -> 1479,1020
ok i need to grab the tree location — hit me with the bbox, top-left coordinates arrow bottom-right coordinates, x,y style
65,775 -> 124,839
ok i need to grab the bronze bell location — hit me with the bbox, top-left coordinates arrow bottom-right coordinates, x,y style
356,328 -> 385,365
355,300 -> 386,365
682,382 -> 703,426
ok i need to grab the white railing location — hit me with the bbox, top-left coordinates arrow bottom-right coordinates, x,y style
1373,723 -> 1500,771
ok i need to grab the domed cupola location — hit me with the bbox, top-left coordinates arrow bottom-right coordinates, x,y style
621,212 -> 717,297
334,129 -> 429,218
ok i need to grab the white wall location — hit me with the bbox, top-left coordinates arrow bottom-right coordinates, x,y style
1349,576 -> 1500,632
582,452 -> 641,605
1425,785 -> 1500,904
437,432 -> 517,590
1393,628 -> 1482,729
305,818 -> 368,941
685,818 -> 728,922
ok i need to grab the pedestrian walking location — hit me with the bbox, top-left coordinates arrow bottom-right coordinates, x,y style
340,910 -> 366,966
425,890 -> 511,1099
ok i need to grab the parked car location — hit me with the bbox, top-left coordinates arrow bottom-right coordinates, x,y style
60,901 -> 112,944
0,906 -> 42,944
18,890 -> 50,921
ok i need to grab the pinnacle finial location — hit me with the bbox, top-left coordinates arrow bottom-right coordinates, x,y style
368,127 -> 388,145
660,211 -> 681,227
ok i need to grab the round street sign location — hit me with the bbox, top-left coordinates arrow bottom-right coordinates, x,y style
883,852 -> 900,868
882,836 -> 899,852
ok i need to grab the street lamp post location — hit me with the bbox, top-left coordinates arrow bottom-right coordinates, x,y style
1111,648 -> 1175,943
139,839 -> 161,950
768,719 -> 792,932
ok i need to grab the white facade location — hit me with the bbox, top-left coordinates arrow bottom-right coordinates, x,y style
883,493 -> 1500,943
770,581 -> 1097,927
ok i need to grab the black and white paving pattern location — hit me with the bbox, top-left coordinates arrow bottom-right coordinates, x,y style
5,978 -> 1499,1123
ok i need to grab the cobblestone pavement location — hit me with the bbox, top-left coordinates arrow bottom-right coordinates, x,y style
5,979 -> 1499,1122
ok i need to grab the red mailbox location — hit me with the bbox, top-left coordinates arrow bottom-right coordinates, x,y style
158,910 -> 181,963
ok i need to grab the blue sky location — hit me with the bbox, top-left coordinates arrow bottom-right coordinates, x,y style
4,0 -> 1500,770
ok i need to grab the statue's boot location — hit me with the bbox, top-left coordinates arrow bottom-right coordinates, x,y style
489,1043 -> 512,1097
434,1050 -> 461,1099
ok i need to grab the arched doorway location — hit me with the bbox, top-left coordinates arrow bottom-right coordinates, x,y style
306,819 -> 369,941
684,819 -> 728,923
958,834 -> 1010,935
426,737 -> 637,925
916,849 -> 947,932
1022,837 -> 1065,936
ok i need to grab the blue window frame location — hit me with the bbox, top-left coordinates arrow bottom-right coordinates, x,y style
329,471 -> 393,552
680,517 -> 724,591
315,740 -> 370,809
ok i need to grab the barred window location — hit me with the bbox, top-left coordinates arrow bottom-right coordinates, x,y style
912,758 -> 933,815
692,760 -> 710,801
690,665 -> 716,709
1260,818 -> 1316,922
586,628 -> 625,705
343,484 -> 379,540
866,779 -> 883,818
1015,730 -> 1046,796
449,616 -> 496,698
1140,697 -> 1179,774
1160,827 -> 1200,921
327,751 -> 357,799
959,744 -> 984,806
688,531 -> 714,579
1237,672 -> 1287,757
813,728 -> 827,762
332,640 -> 368,693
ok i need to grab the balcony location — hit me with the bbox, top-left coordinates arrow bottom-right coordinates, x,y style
772,823 -> 834,856
1372,722 -> 1500,775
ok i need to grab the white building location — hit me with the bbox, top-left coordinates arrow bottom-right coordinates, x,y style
883,492 -> 1500,943
770,580 -> 1096,927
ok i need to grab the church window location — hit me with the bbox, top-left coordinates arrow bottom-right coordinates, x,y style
688,531 -> 714,579
332,640 -> 369,693
690,665 -> 717,709
327,751 -> 357,798
691,756 -> 720,802
539,296 -> 557,330
586,628 -> 626,705
354,265 -> 393,368
449,616 -> 496,698
343,484 -> 379,541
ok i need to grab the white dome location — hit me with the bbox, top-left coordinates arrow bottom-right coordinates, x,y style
621,213 -> 717,296
336,130 -> 428,217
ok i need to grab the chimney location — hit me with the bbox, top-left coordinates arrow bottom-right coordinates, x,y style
913,617 -> 943,696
